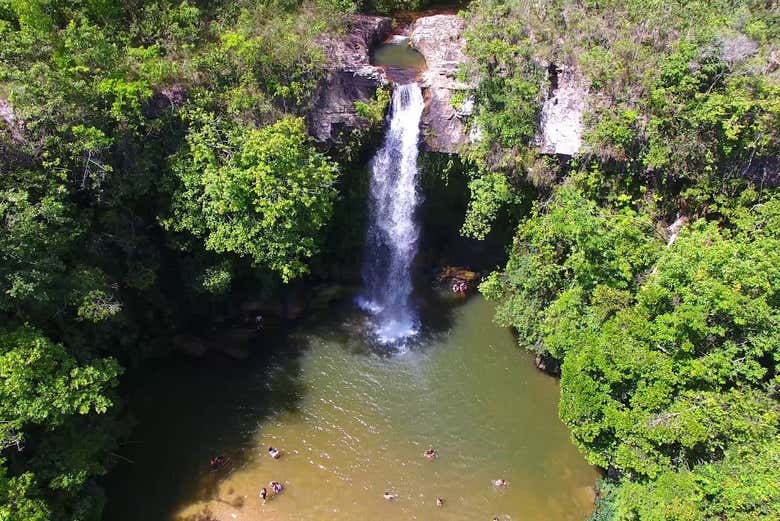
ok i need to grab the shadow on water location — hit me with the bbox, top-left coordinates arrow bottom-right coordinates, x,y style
102,327 -> 310,521
103,288 -> 461,521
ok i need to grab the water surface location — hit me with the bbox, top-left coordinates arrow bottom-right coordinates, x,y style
104,297 -> 597,521
371,36 -> 426,84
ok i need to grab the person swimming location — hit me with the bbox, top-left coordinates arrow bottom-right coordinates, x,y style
383,491 -> 397,501
492,479 -> 508,488
424,448 -> 438,460
268,446 -> 281,459
259,487 -> 268,503
270,481 -> 283,494
436,497 -> 444,507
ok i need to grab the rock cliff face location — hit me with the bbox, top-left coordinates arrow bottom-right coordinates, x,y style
310,15 -> 392,145
535,64 -> 587,156
408,15 -> 588,157
410,15 -> 471,154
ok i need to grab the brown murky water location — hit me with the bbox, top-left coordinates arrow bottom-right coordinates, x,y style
104,296 -> 597,521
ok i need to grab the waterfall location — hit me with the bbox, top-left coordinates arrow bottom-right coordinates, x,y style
358,83 -> 424,344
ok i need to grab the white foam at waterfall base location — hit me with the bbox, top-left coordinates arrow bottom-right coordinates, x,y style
358,83 -> 424,345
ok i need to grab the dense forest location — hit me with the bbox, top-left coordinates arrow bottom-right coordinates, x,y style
0,0 -> 778,520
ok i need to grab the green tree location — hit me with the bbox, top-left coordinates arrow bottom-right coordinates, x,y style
165,115 -> 339,281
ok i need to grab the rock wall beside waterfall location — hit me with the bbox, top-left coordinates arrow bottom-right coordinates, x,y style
310,15 -> 392,145
535,65 -> 587,156
409,15 -> 588,157
410,15 -> 471,154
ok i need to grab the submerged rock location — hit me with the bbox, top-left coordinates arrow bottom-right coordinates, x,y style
410,15 -> 471,153
310,15 -> 392,145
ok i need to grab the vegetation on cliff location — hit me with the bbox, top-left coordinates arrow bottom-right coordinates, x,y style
464,0 -> 780,519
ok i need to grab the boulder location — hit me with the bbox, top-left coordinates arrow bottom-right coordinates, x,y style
437,266 -> 479,285
410,15 -> 472,154
535,64 -> 587,156
310,15 -> 392,145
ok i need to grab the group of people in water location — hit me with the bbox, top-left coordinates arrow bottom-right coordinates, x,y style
211,445 -> 508,513
258,447 -> 284,503
381,447 -> 507,511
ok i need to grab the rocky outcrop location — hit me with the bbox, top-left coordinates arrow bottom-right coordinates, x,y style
410,15 -> 471,154
536,64 -> 587,156
144,85 -> 188,119
665,214 -> 689,247
0,98 -> 24,143
310,15 -> 392,145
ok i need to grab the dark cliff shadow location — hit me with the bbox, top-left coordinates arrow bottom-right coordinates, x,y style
102,328 -> 309,521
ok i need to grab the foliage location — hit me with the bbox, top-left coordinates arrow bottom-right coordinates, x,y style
560,198 -> 780,476
462,0 -> 545,173
603,435 -> 780,520
165,115 -> 339,282
0,327 -> 120,520
461,172 -> 520,240
485,185 -> 780,519
354,86 -> 390,124
481,183 -> 661,357
0,327 -> 119,449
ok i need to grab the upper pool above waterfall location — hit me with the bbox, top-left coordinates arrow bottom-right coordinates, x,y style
370,35 -> 426,84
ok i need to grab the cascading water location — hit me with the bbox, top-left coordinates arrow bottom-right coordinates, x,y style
358,83 -> 425,344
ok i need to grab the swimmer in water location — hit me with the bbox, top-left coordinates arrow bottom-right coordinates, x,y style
209,455 -> 225,470
259,487 -> 268,503
268,446 -> 281,459
424,448 -> 438,460
436,497 -> 444,507
383,491 -> 397,501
